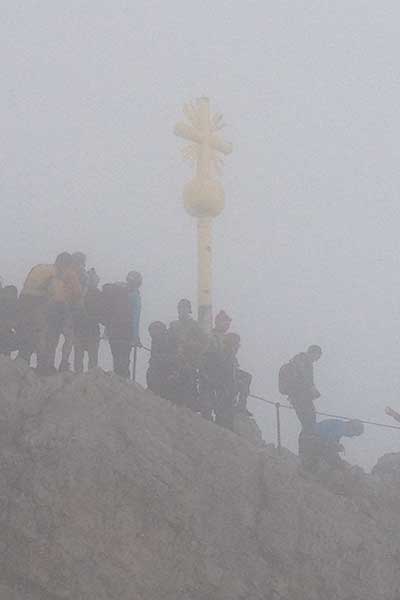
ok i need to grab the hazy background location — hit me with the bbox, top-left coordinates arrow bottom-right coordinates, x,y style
2,1 -> 400,468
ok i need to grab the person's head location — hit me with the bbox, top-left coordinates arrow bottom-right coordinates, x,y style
86,268 -> 100,290
177,298 -> 192,320
54,252 -> 73,274
71,252 -> 87,269
343,419 -> 364,438
126,271 -> 143,290
307,345 -> 322,362
148,321 -> 167,338
214,310 -> 232,334
223,332 -> 241,356
2,285 -> 18,300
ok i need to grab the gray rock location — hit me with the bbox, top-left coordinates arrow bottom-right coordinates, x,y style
0,356 -> 400,599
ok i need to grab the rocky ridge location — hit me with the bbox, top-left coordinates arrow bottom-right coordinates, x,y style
0,357 -> 399,599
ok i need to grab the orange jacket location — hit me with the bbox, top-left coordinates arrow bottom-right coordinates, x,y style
50,267 -> 82,304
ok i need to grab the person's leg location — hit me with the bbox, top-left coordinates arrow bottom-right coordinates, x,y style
198,377 -> 214,420
87,337 -> 99,370
215,391 -> 235,431
59,314 -> 74,371
237,369 -> 252,414
73,337 -> 85,373
291,395 -> 316,434
110,340 -> 131,378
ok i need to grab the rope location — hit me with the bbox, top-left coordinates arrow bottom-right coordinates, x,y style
249,393 -> 400,432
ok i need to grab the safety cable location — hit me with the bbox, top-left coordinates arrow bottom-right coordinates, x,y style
249,393 -> 400,431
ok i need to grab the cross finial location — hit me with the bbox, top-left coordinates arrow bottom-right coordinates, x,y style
174,97 -> 232,179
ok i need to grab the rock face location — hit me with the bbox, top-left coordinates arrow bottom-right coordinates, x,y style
0,357 -> 400,599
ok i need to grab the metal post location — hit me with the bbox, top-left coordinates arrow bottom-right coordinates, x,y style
275,402 -> 282,455
132,346 -> 138,382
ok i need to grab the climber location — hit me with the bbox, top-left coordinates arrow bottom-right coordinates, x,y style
214,332 -> 242,431
72,268 -> 104,373
45,253 -> 82,374
147,321 -> 176,399
209,310 -> 232,351
59,251 -> 87,372
0,285 -> 18,356
168,299 -> 207,409
16,252 -> 78,372
280,345 -> 322,433
385,406 -> 400,423
299,418 -> 364,471
105,271 -> 142,378
198,310 -> 232,419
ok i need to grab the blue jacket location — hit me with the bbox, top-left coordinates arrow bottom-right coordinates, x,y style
314,419 -> 348,443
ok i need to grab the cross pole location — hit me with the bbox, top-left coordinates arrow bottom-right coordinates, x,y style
174,97 -> 232,332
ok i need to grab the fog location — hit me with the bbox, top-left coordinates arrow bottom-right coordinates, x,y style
2,2 -> 400,468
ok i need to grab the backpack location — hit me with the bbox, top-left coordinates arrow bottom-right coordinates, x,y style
278,361 -> 297,395
22,264 -> 55,297
102,283 -> 133,340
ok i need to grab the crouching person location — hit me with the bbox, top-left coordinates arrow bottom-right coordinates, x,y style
73,269 -> 103,372
299,418 -> 364,472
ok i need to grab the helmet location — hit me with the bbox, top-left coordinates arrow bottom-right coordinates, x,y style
126,271 -> 143,286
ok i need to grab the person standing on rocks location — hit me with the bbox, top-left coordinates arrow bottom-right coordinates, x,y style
280,345 -> 322,433
147,321 -> 176,399
72,268 -> 104,373
16,252 -> 80,373
168,299 -> 207,409
59,251 -> 87,372
214,332 -> 242,430
105,271 -> 143,378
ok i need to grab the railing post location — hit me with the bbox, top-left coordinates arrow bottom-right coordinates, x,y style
132,346 -> 138,382
275,402 -> 282,455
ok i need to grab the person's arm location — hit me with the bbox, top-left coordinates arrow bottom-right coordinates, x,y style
385,406 -> 400,423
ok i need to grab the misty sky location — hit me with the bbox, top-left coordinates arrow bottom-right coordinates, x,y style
2,2 -> 400,468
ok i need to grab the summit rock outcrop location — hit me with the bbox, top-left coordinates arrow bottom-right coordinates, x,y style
0,357 -> 399,599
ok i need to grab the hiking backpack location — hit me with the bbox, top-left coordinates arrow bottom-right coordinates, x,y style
278,361 -> 297,396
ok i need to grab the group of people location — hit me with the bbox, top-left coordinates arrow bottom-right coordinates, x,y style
280,346 -> 368,472
0,252 -> 251,432
0,252 -> 142,378
147,300 -> 252,430
2,253 -> 398,471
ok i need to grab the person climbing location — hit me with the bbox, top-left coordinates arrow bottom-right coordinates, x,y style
59,251 -> 87,372
72,268 -> 104,373
385,406 -> 400,423
168,299 -> 207,409
279,345 -> 322,433
299,418 -> 364,471
0,285 -> 18,356
105,271 -> 142,378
